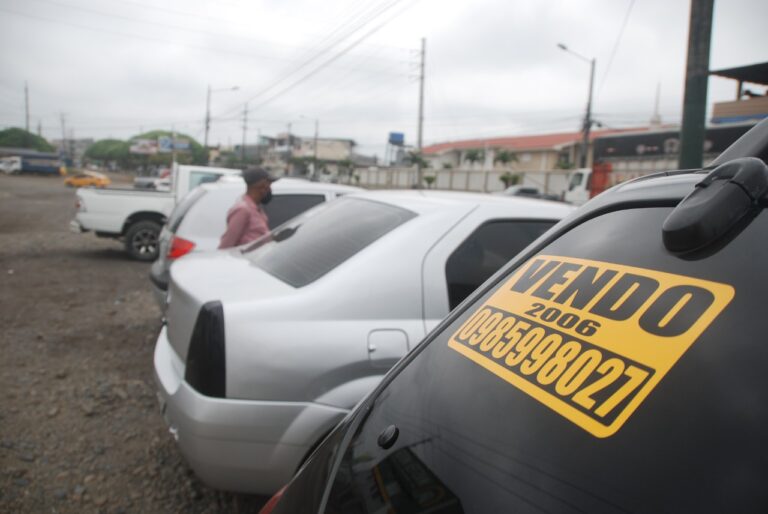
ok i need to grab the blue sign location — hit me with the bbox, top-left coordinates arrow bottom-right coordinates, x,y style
158,136 -> 191,153
388,132 -> 405,146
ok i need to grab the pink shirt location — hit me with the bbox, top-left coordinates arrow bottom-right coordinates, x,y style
218,194 -> 270,249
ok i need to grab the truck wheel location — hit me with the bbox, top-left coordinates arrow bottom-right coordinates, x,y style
125,220 -> 161,261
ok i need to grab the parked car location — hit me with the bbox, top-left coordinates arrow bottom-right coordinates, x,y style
64,171 -> 111,188
153,190 -> 574,494
262,119 -> 768,513
496,184 -> 561,201
70,164 -> 240,261
149,177 -> 363,308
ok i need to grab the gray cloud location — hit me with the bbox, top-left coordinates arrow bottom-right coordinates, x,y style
1,0 -> 766,158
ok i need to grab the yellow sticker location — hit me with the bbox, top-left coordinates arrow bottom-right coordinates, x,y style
448,255 -> 734,438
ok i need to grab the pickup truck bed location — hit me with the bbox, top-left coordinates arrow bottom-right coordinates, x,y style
71,164 -> 241,260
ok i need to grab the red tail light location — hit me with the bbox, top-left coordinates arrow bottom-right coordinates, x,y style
258,485 -> 286,514
167,236 -> 196,259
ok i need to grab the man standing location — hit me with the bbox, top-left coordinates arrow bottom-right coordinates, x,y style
218,167 -> 278,249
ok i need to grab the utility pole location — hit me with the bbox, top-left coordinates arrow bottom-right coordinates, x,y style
416,37 -> 426,188
24,81 -> 30,133
171,125 -> 177,165
59,114 -> 67,159
313,119 -> 319,180
650,83 -> 662,126
241,103 -> 248,163
37,120 -> 42,137
204,84 -> 211,150
286,122 -> 292,176
580,57 -> 595,168
679,0 -> 714,170
557,43 -> 595,168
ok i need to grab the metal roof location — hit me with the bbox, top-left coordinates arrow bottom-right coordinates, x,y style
710,62 -> 768,86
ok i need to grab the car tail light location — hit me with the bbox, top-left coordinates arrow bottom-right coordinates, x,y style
167,236 -> 195,259
258,485 -> 287,514
185,301 -> 226,398
75,198 -> 86,212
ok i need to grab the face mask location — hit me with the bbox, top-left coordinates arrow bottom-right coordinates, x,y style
261,190 -> 273,204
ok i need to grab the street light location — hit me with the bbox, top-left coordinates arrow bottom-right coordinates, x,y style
204,84 -> 239,151
300,115 -> 320,180
557,43 -> 595,168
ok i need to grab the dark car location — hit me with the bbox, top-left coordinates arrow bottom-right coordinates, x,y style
260,118 -> 768,514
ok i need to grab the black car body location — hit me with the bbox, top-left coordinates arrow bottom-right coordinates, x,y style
264,119 -> 768,514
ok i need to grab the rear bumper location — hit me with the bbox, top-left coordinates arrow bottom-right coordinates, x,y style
69,219 -> 84,233
152,326 -> 348,495
149,260 -> 169,311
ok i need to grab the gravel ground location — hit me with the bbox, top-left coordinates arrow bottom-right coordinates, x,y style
0,173 -> 267,513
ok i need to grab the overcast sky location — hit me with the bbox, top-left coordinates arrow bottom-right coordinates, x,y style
1,0 -> 766,158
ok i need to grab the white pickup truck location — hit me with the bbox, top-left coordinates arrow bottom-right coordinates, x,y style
71,164 -> 240,260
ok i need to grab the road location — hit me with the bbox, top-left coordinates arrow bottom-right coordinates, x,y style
0,173 -> 267,513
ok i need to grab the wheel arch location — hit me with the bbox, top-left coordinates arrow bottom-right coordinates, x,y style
122,211 -> 166,235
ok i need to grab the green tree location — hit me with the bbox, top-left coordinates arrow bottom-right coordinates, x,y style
131,130 -> 206,166
463,149 -> 484,167
406,151 -> 429,169
499,172 -> 520,188
423,175 -> 436,188
338,159 -> 355,180
85,139 -> 132,168
0,128 -> 55,152
494,149 -> 517,168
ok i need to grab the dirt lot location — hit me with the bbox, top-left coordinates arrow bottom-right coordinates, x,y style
0,174 -> 267,513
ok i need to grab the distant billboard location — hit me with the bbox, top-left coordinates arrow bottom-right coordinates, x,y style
158,136 -> 190,153
388,132 -> 405,146
129,139 -> 158,155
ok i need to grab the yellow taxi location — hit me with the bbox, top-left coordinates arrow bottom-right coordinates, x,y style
64,171 -> 111,188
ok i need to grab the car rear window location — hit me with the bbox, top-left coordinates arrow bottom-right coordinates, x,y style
168,188 -> 206,233
324,206 -> 768,513
243,197 -> 415,287
264,193 -> 325,229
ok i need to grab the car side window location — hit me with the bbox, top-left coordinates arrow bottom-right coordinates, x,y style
263,194 -> 325,229
445,220 -> 555,309
188,171 -> 221,189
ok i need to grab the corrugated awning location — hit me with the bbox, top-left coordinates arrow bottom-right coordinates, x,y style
710,62 -> 768,86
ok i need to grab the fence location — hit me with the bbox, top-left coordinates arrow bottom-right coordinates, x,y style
353,167 -> 571,195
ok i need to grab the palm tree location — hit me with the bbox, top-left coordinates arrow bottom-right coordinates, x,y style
407,151 -> 429,169
499,172 -> 520,188
494,149 -> 517,168
463,149 -> 483,168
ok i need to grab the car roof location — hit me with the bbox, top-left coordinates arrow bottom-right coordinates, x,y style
350,189 -> 575,217
202,176 -> 363,194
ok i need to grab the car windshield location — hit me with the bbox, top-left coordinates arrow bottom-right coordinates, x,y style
324,205 -> 768,513
242,197 -> 415,287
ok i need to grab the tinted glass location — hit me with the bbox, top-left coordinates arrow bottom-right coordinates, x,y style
167,188 -> 206,233
324,207 -> 768,513
244,198 -> 415,287
264,194 -> 326,229
189,171 -> 223,189
446,220 -> 555,309
568,172 -> 583,190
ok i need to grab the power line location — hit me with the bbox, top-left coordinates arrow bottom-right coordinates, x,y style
28,0 -> 304,49
227,0 -> 419,116
216,0 -> 407,116
598,0 -> 636,94
215,0 -> 412,118
0,5 -> 292,63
